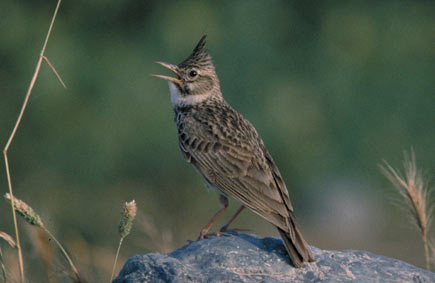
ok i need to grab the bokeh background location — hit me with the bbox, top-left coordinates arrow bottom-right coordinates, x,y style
1,0 -> 434,281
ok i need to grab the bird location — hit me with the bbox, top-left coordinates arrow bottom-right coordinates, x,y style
152,35 -> 315,267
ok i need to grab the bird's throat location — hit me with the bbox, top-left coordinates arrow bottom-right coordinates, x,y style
169,82 -> 213,109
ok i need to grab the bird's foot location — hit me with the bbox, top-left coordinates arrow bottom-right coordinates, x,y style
196,228 -> 210,241
196,227 -> 230,241
187,228 -> 235,243
196,231 -> 232,240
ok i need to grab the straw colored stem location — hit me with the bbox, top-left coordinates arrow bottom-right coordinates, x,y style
0,247 -> 6,283
110,237 -> 124,282
3,0 -> 62,153
423,233 -> 429,270
2,154 -> 23,282
2,0 -> 62,281
42,56 -> 67,89
42,227 -> 80,279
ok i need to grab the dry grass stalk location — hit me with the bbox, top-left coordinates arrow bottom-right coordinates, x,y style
110,200 -> 137,282
4,193 -> 82,281
30,229 -> 56,283
0,246 -> 6,283
42,55 -> 67,89
0,232 -> 17,249
2,0 -> 64,281
380,150 -> 433,270
0,231 -> 17,283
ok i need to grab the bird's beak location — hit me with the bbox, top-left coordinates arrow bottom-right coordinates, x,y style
151,61 -> 182,84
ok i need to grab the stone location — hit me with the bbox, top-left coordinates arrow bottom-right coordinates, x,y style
114,233 -> 435,282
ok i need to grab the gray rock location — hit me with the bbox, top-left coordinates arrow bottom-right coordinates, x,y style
114,233 -> 435,283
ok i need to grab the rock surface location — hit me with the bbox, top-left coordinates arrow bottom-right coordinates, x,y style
114,233 -> 435,282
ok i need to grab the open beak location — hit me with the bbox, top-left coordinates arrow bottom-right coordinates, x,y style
151,61 -> 182,84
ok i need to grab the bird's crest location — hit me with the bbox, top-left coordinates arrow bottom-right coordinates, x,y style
179,35 -> 212,68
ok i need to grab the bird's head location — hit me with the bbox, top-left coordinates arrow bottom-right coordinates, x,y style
152,35 -> 222,107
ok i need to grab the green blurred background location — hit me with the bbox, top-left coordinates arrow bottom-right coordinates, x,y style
1,0 -> 434,281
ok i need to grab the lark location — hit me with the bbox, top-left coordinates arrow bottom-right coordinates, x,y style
152,36 -> 314,267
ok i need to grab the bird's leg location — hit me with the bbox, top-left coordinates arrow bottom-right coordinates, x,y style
219,205 -> 246,234
197,195 -> 228,240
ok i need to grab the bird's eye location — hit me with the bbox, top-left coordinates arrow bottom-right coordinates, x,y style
189,70 -> 198,78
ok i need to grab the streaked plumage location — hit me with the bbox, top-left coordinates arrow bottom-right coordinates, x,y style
153,35 -> 314,267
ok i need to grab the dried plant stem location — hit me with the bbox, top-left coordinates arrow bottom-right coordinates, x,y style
0,246 -> 6,283
0,231 -> 17,249
110,238 -> 124,282
42,227 -> 80,280
2,0 -> 63,282
2,155 -> 22,281
42,56 -> 67,89
423,234 -> 429,270
5,193 -> 81,280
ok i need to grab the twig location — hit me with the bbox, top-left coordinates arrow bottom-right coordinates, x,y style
2,1 -> 63,281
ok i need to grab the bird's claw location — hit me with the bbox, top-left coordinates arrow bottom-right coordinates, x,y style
197,228 -> 211,241
187,229 -> 237,243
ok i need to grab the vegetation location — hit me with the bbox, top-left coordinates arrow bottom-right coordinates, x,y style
0,0 -> 434,281
381,150 -> 434,270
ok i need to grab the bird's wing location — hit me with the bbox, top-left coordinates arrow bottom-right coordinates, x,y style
263,150 -> 294,212
178,109 -> 294,232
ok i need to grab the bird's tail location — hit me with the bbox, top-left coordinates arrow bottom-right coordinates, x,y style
277,218 -> 315,268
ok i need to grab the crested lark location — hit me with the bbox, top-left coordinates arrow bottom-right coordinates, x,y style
153,35 -> 314,267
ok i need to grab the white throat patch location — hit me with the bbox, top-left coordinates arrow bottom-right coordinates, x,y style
168,82 -> 210,108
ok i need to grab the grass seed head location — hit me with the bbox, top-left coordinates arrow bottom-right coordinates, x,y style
118,200 -> 137,239
4,193 -> 44,228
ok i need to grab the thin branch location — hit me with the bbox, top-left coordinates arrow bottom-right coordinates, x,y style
3,0 -> 63,282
